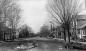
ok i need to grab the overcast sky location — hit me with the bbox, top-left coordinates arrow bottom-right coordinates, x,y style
17,0 -> 48,33
17,0 -> 86,33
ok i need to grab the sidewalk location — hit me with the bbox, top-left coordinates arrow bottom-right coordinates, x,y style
0,37 -> 65,45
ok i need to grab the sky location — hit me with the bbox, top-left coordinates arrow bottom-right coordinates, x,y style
17,0 -> 48,33
79,0 -> 86,15
17,0 -> 86,33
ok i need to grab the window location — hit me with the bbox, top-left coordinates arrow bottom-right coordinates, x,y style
77,29 -> 80,34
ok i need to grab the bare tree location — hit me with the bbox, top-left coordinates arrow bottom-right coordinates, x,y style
0,0 -> 21,40
0,0 -> 14,23
0,0 -> 20,29
40,25 -> 50,37
47,0 -> 81,43
19,25 -> 33,38
6,4 -> 21,29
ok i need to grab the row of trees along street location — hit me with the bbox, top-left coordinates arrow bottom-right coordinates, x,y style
39,25 -> 50,37
0,0 -> 85,50
0,0 -> 23,41
47,0 -> 81,44
18,25 -> 36,38
0,0 -> 36,41
0,0 -> 84,47
0,0 -> 82,43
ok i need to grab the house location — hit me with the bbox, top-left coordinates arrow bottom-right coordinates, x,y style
75,15 -> 86,38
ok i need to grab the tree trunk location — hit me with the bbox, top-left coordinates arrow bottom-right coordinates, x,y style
68,29 -> 70,43
67,24 -> 71,43
64,28 -> 66,41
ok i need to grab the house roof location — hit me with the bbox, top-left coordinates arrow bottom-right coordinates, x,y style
76,15 -> 86,20
77,21 -> 86,29
76,15 -> 86,29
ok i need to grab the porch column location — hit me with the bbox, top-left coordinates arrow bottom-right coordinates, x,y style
80,30 -> 82,38
82,30 -> 83,35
